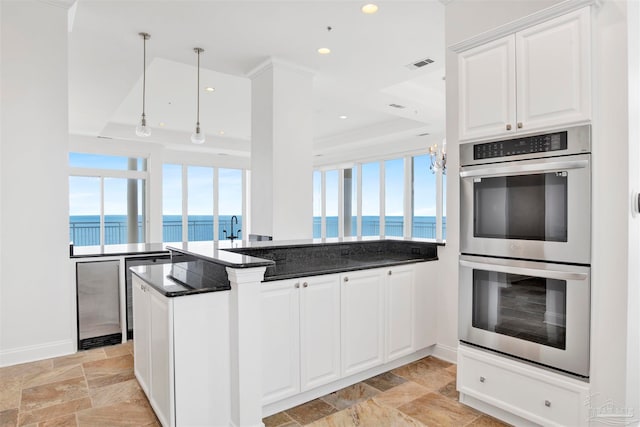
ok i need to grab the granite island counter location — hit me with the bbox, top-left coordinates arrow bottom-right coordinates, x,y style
129,237 -> 441,427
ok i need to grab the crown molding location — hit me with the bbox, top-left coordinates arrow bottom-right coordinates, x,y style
449,0 -> 599,53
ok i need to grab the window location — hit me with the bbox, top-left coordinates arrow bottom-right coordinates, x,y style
361,162 -> 380,236
162,164 -> 183,242
218,168 -> 243,240
313,171 -> 322,238
384,159 -> 404,236
312,152 -> 445,241
188,166 -> 214,241
325,170 -> 339,238
412,155 -> 437,239
162,164 -> 246,243
69,153 -> 147,246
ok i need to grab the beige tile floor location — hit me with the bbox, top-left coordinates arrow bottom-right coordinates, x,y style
0,342 -> 510,427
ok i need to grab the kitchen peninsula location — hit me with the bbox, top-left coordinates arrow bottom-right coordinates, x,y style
130,238 -> 440,427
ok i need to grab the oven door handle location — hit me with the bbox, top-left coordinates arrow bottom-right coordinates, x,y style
459,159 -> 589,178
459,259 -> 589,281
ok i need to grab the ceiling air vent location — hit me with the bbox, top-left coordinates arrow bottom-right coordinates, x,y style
388,103 -> 406,109
406,57 -> 434,70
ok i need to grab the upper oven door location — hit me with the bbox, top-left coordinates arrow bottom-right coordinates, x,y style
460,153 -> 591,264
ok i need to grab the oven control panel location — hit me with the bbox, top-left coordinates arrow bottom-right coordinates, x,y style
474,132 -> 568,160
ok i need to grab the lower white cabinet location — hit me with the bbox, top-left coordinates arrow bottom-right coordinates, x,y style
340,269 -> 385,376
385,265 -> 415,361
261,274 -> 341,404
458,345 -> 590,427
132,275 -> 230,427
261,263 -> 437,406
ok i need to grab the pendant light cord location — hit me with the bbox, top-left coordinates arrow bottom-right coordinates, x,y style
196,48 -> 201,127
142,36 -> 146,116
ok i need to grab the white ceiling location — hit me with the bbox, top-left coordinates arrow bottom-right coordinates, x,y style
68,0 -> 445,160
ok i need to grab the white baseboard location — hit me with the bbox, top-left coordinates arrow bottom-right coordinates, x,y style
432,342 -> 458,364
0,339 -> 75,367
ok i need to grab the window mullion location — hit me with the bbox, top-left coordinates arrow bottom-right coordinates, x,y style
100,177 -> 105,246
321,171 -> 326,238
356,164 -> 362,237
435,169 -> 443,242
379,160 -> 385,237
182,165 -> 188,242
213,167 -> 219,241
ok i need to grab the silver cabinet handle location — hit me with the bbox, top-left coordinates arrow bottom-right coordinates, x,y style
344,277 -> 349,282
517,122 -> 523,129
459,258 -> 588,281
506,124 -> 512,131
303,282 -> 308,288
479,376 -> 485,383
545,400 -> 551,407
294,283 -> 300,289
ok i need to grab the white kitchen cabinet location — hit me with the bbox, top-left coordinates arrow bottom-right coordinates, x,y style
261,274 -> 341,402
458,345 -> 590,427
132,277 -> 150,396
299,275 -> 341,391
458,8 -> 591,141
340,269 -> 385,376
261,279 -> 301,404
384,265 -> 415,361
458,35 -> 516,141
132,275 -> 230,427
148,291 -> 173,426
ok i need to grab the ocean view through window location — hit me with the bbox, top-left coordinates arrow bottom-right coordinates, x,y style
313,153 -> 446,241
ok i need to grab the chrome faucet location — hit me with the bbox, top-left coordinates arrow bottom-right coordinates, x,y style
223,215 -> 241,242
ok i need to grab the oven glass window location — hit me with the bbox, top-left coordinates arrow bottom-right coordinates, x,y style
474,172 -> 567,241
472,270 -> 566,350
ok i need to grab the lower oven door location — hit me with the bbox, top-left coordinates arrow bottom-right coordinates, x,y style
459,255 -> 590,378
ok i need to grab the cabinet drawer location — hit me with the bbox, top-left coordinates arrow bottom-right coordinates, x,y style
458,348 -> 588,427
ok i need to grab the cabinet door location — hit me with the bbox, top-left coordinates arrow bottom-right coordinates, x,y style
385,266 -> 415,361
261,280 -> 300,404
458,35 -> 516,141
149,289 -> 174,427
300,274 -> 341,391
132,277 -> 150,395
516,8 -> 591,132
341,269 -> 384,376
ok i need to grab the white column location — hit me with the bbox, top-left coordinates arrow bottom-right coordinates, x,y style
248,58 -> 314,240
0,0 -> 73,366
226,266 -> 267,427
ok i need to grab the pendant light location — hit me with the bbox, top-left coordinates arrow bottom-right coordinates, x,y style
191,47 -> 205,144
135,32 -> 151,137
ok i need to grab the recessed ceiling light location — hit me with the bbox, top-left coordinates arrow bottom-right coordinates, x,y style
205,87 -> 215,92
361,4 -> 379,14
159,122 -> 166,127
318,47 -> 331,55
219,130 -> 225,135
339,115 -> 348,119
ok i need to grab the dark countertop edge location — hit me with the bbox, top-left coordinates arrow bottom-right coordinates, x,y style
226,238 -> 444,252
71,250 -> 170,259
130,266 -> 230,298
166,245 -> 276,269
262,257 -> 439,282
69,238 -> 445,258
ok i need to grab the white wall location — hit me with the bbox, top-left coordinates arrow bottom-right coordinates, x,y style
0,1 -> 73,365
444,0 -> 640,421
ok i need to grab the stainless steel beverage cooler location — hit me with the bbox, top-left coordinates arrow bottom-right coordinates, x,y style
76,260 -> 121,350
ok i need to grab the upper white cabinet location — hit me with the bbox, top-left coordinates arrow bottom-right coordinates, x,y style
458,8 -> 591,141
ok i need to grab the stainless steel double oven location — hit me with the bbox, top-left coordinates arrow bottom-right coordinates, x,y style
459,125 -> 591,378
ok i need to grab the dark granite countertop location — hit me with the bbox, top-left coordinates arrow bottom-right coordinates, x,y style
130,263 -> 230,297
